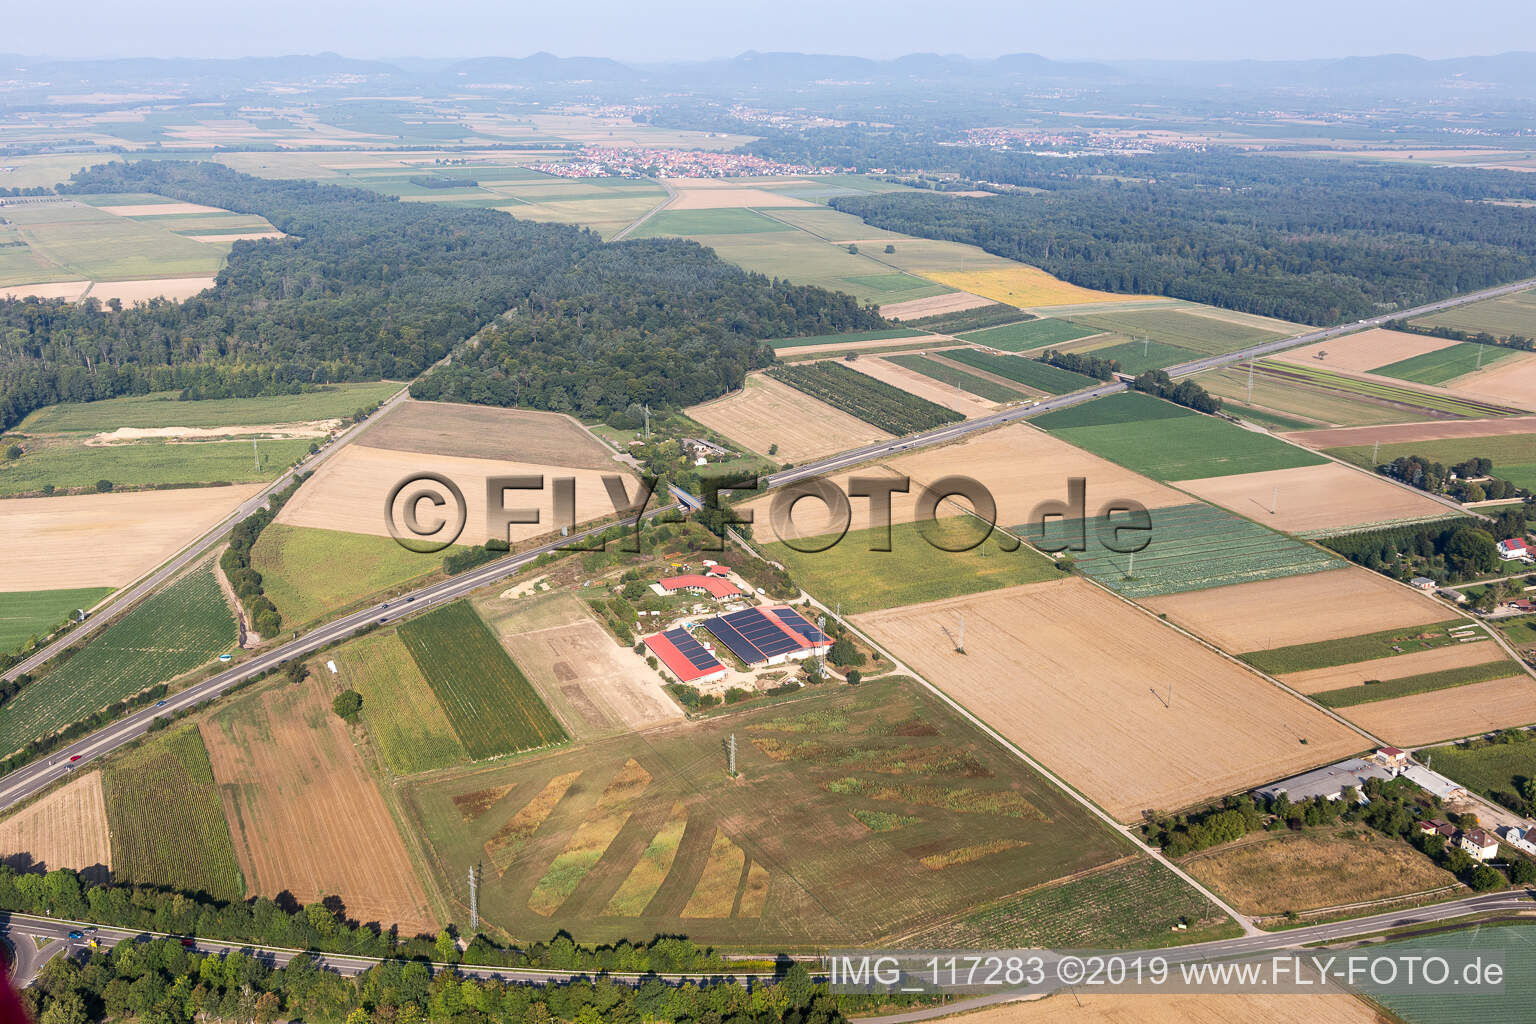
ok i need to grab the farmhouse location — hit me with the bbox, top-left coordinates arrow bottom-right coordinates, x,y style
1253,758 -> 1397,804
1416,819 -> 1457,840
1411,576 -> 1438,591
1501,825 -> 1536,855
702,605 -> 829,667
1372,746 -> 1410,769
644,627 -> 728,684
1459,828 -> 1500,862
1498,537 -> 1531,561
651,574 -> 744,600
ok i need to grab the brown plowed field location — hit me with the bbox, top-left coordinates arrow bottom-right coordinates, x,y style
1342,675 -> 1536,746
684,372 -> 891,463
1172,463 -> 1449,535
741,420 -> 1187,541
1140,568 -> 1449,652
846,357 -> 1002,418
1277,329 -> 1460,372
0,772 -> 111,880
1284,415 -> 1536,449
1447,352 -> 1536,409
854,578 -> 1365,822
1280,642 -> 1505,694
358,400 -> 619,470
881,292 -> 992,320
201,683 -> 438,934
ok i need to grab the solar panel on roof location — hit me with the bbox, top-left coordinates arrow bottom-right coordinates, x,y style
773,608 -> 828,644
663,627 -> 721,672
725,608 -> 800,658
705,615 -> 764,664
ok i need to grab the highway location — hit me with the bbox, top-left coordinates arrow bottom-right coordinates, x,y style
0,385 -> 414,685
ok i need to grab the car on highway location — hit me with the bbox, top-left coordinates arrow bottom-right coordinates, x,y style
155,700 -> 167,707
68,755 -> 81,762
68,930 -> 83,939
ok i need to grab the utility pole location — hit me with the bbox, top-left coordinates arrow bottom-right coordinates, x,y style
252,438 -> 260,470
1127,551 -> 1135,578
1373,440 -> 1380,465
956,613 -> 965,654
1247,359 -> 1255,404
817,614 -> 828,675
727,733 -> 738,777
468,865 -> 479,932
643,404 -> 650,440
1272,486 -> 1279,515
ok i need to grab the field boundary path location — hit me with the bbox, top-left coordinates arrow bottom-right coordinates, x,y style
609,177 -> 675,241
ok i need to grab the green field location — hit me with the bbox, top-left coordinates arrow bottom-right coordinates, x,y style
631,209 -> 794,236
767,362 -> 963,434
1217,402 -> 1326,432
1253,360 -> 1520,418
1368,342 -> 1515,384
885,354 -> 1025,402
1411,287 -> 1536,338
252,524 -> 454,627
400,678 -> 1133,947
1034,392 -> 1327,480
0,438 -> 312,496
1366,924 -> 1536,1023
1061,307 -> 1292,356
771,328 -> 921,349
940,349 -> 1101,395
958,318 -> 1100,352
1239,620 -> 1478,672
1416,737 -> 1536,803
324,630 -> 468,774
16,384 -> 400,433
1327,434 -> 1536,493
396,601 -> 566,758
100,724 -> 244,901
1312,658 -> 1518,708
1075,338 -> 1203,374
904,857 -> 1238,949
682,229 -> 950,305
0,198 -> 234,284
0,587 -> 113,653
765,520 -> 1059,614
0,564 -> 234,759
1024,502 -> 1344,598
1193,365 -> 1423,428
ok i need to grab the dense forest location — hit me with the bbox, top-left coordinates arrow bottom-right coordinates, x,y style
794,143 -> 1536,324
0,161 -> 881,430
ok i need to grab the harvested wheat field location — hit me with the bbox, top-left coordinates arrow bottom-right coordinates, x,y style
1446,351 -> 1536,409
88,277 -> 216,303
276,445 -> 629,546
685,372 -> 891,463
96,202 -> 231,217
943,991 -> 1380,1024
189,231 -> 286,243
882,291 -> 993,320
846,357 -> 1003,418
1281,642 -> 1503,694
1277,329 -> 1461,372
1,280 -> 91,300
0,772 -> 111,880
743,421 -> 1187,541
475,591 -> 681,736
1343,675 -> 1536,746
202,682 -> 437,934
0,484 -> 264,590
1172,463 -> 1450,535
1140,568 -> 1448,653
854,578 -> 1364,822
359,400 -> 618,470
1284,415 -> 1536,449
922,267 -> 1147,309
662,185 -> 814,210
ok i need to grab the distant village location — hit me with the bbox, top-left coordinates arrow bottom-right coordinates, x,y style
526,146 -> 845,179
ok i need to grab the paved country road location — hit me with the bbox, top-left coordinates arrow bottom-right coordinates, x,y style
2,276 -> 1533,809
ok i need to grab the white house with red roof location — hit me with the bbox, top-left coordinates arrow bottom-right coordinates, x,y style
1498,537 -> 1531,562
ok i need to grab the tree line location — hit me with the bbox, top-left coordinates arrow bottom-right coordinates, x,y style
0,161 -> 882,431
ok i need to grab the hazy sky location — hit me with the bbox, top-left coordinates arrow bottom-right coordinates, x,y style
9,0 -> 1535,63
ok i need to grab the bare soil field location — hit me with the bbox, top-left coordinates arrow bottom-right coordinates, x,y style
1140,568 -> 1448,652
1181,829 -> 1458,916
96,202 -> 231,217
1284,415 -> 1536,449
1343,675 -> 1536,746
473,590 -> 681,737
1277,329 -> 1461,372
881,292 -> 992,320
846,357 -> 1003,418
201,682 -> 438,934
87,277 -> 216,303
854,578 -> 1364,822
685,372 -> 891,463
663,186 -> 814,210
0,772 -> 111,879
946,991 -> 1381,1024
0,484 -> 264,590
771,334 -> 949,358
742,421 -> 1187,540
1281,642 -> 1505,694
1446,351 -> 1536,409
1172,463 -> 1450,535
189,231 -> 286,243
0,280 -> 90,300
358,400 -> 619,470
275,445 -> 626,546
